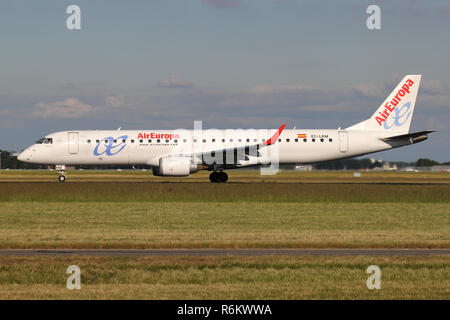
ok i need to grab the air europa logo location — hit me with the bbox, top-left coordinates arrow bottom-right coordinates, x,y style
93,135 -> 127,156
138,132 -> 179,139
375,79 -> 414,126
383,102 -> 412,130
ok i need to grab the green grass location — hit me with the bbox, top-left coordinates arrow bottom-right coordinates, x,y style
0,171 -> 449,299
0,256 -> 448,299
0,202 -> 448,248
0,182 -> 449,203
1,169 -> 450,184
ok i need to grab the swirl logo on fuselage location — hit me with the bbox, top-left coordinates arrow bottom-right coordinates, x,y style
93,135 -> 128,156
383,102 -> 412,130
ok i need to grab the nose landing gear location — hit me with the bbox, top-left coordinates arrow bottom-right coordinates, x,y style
209,171 -> 228,183
55,165 -> 66,183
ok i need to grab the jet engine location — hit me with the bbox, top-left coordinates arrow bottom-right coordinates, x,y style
155,156 -> 198,176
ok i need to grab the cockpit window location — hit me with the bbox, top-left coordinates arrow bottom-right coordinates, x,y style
36,138 -> 53,144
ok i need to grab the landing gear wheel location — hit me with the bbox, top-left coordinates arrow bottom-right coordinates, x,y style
209,171 -> 228,183
209,171 -> 219,183
218,171 -> 228,183
58,175 -> 66,183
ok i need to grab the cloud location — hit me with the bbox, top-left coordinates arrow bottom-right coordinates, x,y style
420,79 -> 445,95
274,0 -> 287,6
440,3 -> 450,14
202,0 -> 244,9
158,75 -> 194,89
34,98 -> 97,118
5,75 -> 449,132
0,109 -> 13,116
105,95 -> 124,108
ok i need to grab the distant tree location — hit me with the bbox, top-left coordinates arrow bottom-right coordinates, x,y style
0,150 -> 43,169
416,158 -> 439,167
314,158 -> 383,170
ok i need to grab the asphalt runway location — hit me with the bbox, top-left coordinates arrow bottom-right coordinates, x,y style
1,249 -> 449,257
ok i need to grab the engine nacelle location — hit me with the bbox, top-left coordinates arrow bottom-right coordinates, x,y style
156,157 -> 197,176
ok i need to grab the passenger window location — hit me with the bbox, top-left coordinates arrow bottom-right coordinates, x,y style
286,139 -> 290,142
320,138 -> 324,142
174,139 -> 178,143
148,139 -> 152,143
329,138 -> 333,142
113,139 -> 117,143
122,139 -> 126,143
295,138 -> 298,142
222,139 -> 225,143
139,139 -> 143,143
253,139 -> 257,142
303,139 -> 307,142
165,139 -> 169,143
278,139 -> 281,142
183,139 -> 187,143
238,139 -> 242,142
87,140 -> 91,143
203,139 -> 206,143
96,140 -> 100,143
131,139 -> 135,143
312,139 -> 315,142
104,140 -> 109,144
157,139 -> 160,143
212,139 -> 216,142
230,139 -> 233,142
193,139 -> 197,143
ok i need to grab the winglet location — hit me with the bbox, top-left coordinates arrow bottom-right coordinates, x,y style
264,124 -> 286,146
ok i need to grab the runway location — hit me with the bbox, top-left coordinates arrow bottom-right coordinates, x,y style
1,249 -> 449,257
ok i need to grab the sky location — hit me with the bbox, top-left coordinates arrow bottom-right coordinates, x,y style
0,0 -> 449,161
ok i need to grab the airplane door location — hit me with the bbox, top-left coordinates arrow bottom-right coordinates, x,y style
68,132 -> 79,154
339,131 -> 348,153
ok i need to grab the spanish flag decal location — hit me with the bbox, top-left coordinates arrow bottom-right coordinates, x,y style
297,133 -> 307,139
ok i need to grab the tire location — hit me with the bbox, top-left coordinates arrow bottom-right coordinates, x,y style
209,171 -> 218,183
58,175 -> 66,183
218,171 -> 228,183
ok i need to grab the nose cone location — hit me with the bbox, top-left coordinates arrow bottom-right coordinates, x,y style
17,150 -> 30,163
17,151 -> 25,162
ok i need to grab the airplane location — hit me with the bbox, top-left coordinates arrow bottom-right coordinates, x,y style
18,74 -> 433,183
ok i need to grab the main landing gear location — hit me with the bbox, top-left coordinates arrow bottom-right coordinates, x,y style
209,171 -> 228,183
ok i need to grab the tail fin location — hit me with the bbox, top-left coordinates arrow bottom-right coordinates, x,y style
346,75 -> 421,133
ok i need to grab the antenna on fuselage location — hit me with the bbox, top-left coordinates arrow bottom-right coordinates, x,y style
117,127 -> 121,130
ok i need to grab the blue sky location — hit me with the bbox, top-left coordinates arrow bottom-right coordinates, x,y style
1,0 -> 449,161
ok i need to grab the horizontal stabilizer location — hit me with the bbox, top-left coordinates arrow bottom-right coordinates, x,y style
380,130 -> 435,143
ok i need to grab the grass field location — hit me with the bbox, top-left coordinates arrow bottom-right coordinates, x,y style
0,170 -> 448,248
0,256 -> 448,299
0,170 -> 448,299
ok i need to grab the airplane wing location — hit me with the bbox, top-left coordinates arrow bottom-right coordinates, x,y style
193,124 -> 286,168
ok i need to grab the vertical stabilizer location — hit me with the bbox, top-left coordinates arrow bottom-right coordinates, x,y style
346,75 -> 421,134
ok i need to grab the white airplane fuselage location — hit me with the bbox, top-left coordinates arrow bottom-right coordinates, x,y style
17,75 -> 433,182
18,128 -> 412,166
